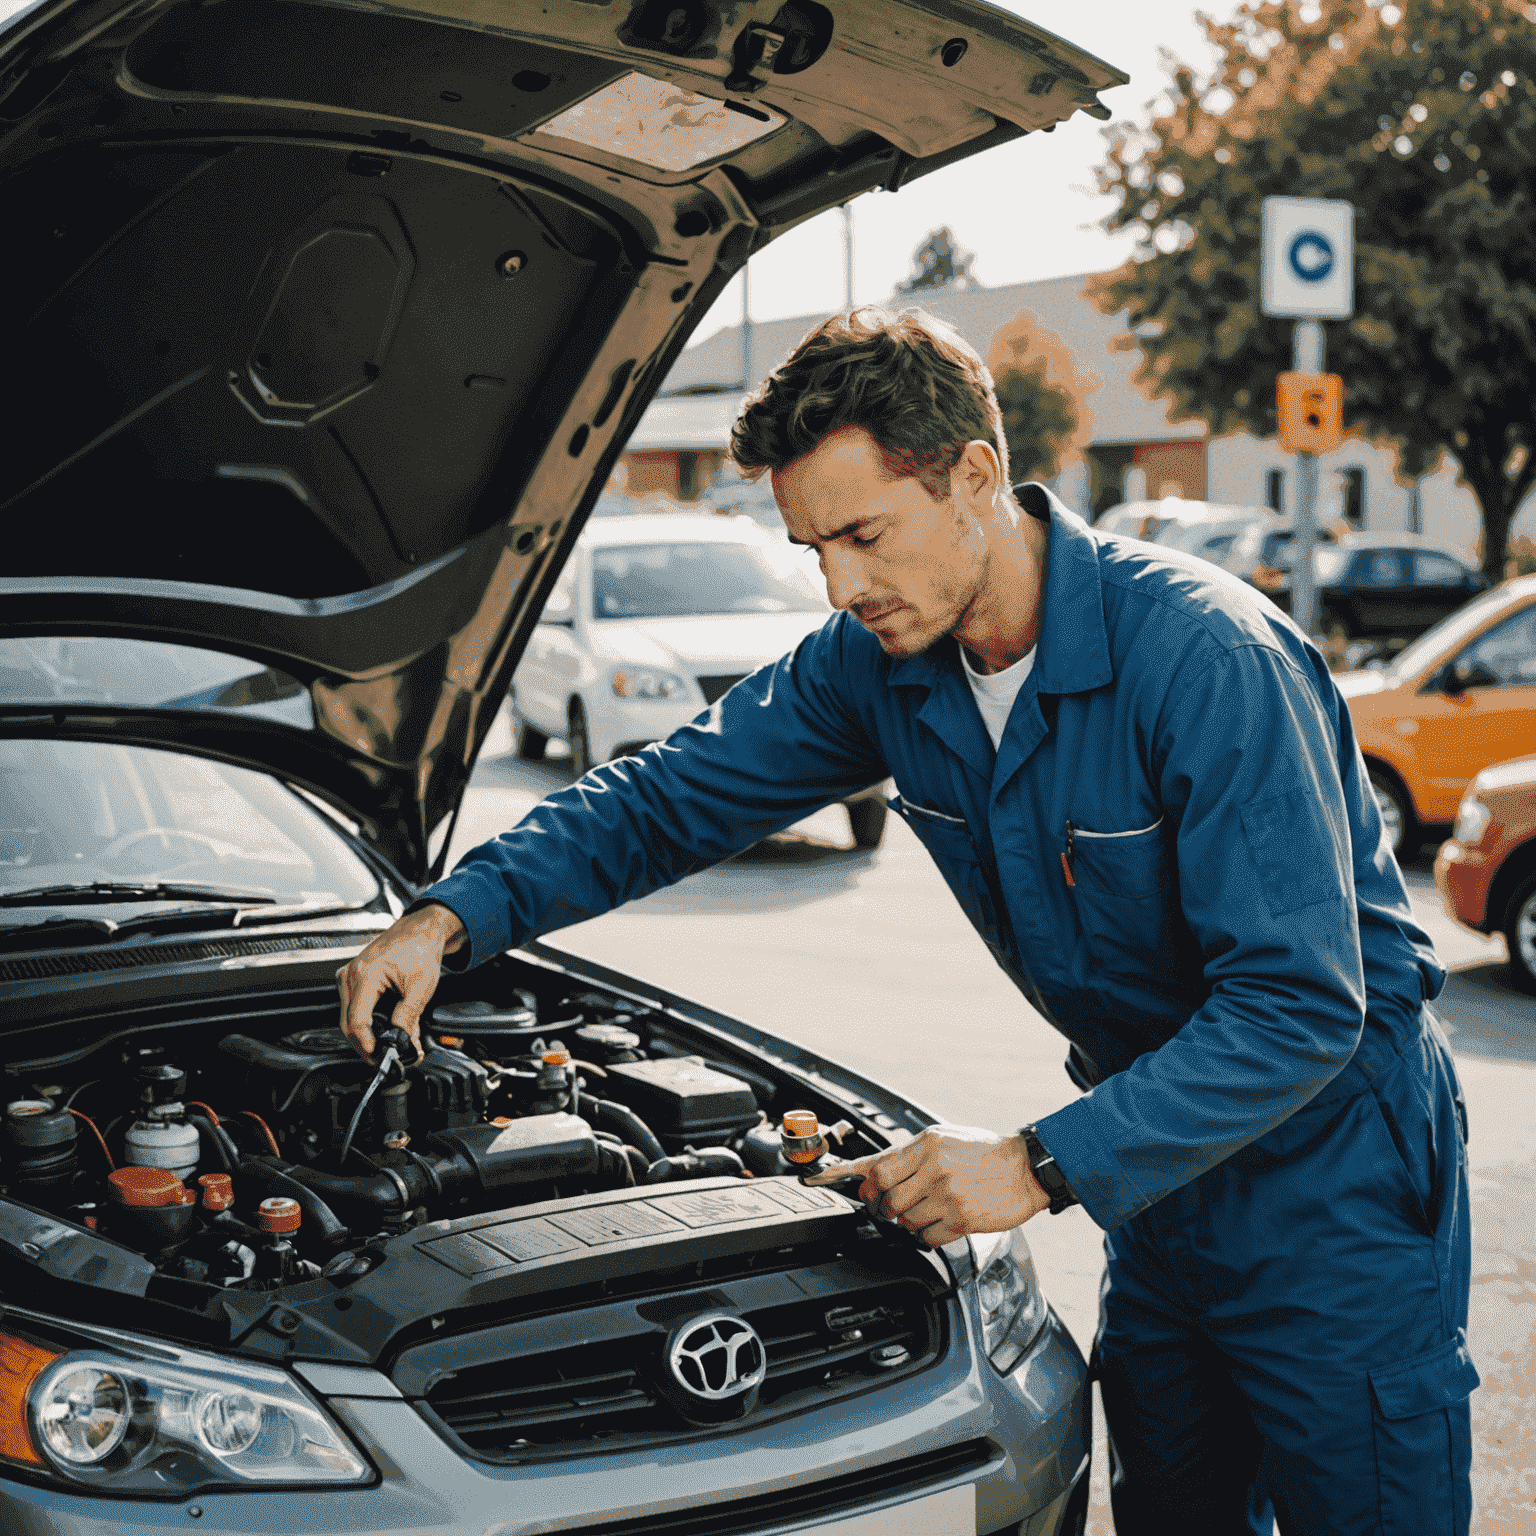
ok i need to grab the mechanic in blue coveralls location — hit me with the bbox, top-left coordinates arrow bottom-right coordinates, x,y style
338,310 -> 1477,1533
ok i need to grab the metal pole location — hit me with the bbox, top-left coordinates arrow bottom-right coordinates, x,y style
740,261 -> 753,391
1291,320 -> 1324,637
840,203 -> 854,311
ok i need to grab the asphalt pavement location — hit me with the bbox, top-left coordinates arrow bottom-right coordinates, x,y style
447,722 -> 1536,1533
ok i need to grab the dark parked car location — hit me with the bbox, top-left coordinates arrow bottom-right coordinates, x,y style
0,2 -> 1120,1533
1231,527 -> 1488,640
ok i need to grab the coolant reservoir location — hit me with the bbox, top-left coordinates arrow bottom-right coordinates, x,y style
124,1118 -> 200,1180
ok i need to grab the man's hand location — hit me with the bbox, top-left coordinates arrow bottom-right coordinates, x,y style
803,1124 -> 1051,1245
336,903 -> 466,1062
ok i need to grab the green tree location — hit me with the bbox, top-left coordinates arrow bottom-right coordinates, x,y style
987,311 -> 1097,484
897,226 -> 977,293
1091,0 -> 1536,580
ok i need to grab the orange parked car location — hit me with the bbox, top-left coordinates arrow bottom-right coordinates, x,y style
1435,756 -> 1536,990
1336,575 -> 1536,854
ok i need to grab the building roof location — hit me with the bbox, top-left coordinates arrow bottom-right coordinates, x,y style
643,271 -> 1206,451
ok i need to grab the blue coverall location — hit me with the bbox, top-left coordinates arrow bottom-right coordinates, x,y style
420,487 -> 1477,1532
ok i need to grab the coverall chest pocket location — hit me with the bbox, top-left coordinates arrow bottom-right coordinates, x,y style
891,797 -> 1003,948
1067,818 -> 1182,977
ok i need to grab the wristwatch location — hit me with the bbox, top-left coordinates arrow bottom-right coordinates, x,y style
1019,1125 -> 1078,1215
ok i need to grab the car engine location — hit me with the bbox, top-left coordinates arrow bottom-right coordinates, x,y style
0,971 -> 876,1299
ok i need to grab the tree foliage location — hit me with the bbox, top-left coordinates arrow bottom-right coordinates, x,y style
987,313 -> 1097,485
897,226 -> 977,293
1091,0 -> 1536,579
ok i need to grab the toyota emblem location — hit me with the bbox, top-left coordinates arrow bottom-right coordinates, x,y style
667,1314 -> 766,1402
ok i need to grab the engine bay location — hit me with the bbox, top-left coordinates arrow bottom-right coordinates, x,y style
0,953 -> 898,1314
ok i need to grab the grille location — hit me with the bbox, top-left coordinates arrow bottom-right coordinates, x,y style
695,673 -> 747,705
418,1274 -> 941,1462
573,1439 -> 996,1536
0,932 -> 363,983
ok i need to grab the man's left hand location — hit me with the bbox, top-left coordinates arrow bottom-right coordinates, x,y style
803,1124 -> 1051,1245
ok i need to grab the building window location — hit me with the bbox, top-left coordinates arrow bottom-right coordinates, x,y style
1264,468 -> 1285,514
1340,467 -> 1365,527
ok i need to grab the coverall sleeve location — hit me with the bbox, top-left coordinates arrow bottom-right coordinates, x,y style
1035,640 -> 1368,1230
412,616 -> 888,969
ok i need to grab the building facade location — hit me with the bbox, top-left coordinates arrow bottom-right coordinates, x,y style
625,272 -> 1532,556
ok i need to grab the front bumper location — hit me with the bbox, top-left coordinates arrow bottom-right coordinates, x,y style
0,1303 -> 1087,1536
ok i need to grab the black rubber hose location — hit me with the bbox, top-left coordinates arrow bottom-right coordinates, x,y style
596,1140 -> 635,1188
186,1110 -> 239,1174
644,1147 -> 746,1184
587,1098 -> 665,1166
266,1156 -> 430,1221
238,1158 -> 351,1245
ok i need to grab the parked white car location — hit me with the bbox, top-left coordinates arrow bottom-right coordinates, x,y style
512,513 -> 889,845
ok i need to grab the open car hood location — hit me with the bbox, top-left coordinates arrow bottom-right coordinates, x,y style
0,0 -> 1124,882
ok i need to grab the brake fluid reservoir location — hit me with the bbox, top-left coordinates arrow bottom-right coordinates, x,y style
123,1118 -> 200,1180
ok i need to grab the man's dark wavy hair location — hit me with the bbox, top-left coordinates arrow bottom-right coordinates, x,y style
729,307 -> 1009,500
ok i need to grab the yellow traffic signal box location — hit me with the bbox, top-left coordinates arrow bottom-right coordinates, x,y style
1277,372 -> 1344,454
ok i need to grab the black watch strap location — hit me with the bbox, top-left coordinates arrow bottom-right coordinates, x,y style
1019,1124 -> 1078,1215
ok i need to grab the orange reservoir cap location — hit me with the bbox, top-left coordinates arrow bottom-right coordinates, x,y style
257,1196 -> 302,1234
108,1166 -> 193,1207
198,1173 -> 234,1211
542,1047 -> 572,1067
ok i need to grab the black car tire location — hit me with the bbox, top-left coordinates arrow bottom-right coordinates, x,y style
1504,874 -> 1536,993
568,700 -> 594,778
846,797 -> 887,849
515,718 -> 548,761
1368,767 -> 1416,859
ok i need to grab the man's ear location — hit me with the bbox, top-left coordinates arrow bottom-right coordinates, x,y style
956,440 -> 1001,506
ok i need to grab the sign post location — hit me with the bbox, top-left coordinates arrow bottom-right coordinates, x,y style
1261,196 -> 1354,638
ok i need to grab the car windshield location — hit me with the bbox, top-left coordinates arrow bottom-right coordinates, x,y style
0,739 -> 379,907
0,637 -> 313,727
1386,586 -> 1527,685
591,540 -> 828,619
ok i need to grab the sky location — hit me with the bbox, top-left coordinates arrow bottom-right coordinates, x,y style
0,0 -> 1221,325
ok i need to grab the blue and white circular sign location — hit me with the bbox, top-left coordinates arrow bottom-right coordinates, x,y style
1261,197 -> 1353,318
1287,231 -> 1334,283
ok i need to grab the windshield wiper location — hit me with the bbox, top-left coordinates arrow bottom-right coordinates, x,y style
0,882 -> 279,909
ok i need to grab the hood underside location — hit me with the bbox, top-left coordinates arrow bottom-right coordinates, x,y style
0,0 -> 1125,880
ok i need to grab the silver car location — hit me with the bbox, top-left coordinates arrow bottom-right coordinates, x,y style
0,0 -> 1124,1530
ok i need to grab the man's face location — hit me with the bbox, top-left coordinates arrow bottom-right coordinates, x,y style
773,426 -> 989,657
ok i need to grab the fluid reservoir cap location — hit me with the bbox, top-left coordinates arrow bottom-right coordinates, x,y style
574,1022 -> 642,1056
436,1035 -> 463,1049
541,1048 -> 573,1067
257,1197 -> 302,1234
7,1100 -> 76,1149
782,1110 -> 819,1139
198,1173 -> 234,1211
108,1166 -> 187,1207
138,1063 -> 187,1106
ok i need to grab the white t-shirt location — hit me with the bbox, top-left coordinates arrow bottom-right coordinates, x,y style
960,643 -> 1036,750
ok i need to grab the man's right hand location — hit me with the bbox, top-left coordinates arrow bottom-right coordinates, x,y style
337,903 -> 466,1062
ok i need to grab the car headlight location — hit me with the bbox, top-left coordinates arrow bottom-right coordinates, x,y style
611,668 -> 689,700
1453,796 -> 1491,846
0,1321 -> 371,1494
968,1226 -> 1050,1374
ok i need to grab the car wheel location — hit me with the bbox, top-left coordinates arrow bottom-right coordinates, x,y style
515,719 -> 548,761
846,797 -> 887,848
1504,875 -> 1536,993
1368,768 -> 1415,859
568,700 -> 594,778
